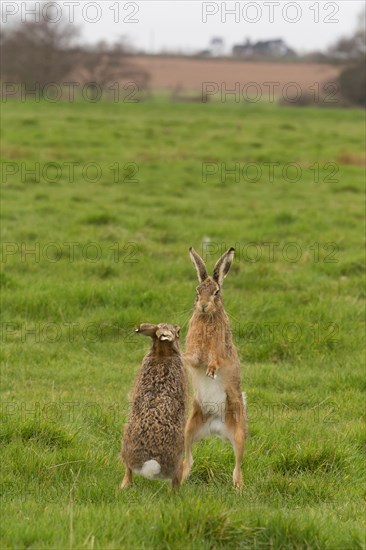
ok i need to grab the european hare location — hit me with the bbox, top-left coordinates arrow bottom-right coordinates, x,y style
121,323 -> 187,490
182,247 -> 248,488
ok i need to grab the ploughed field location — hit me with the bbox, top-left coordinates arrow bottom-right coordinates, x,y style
132,55 -> 342,96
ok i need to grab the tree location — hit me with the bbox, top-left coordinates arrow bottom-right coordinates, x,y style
331,7 -> 366,107
0,1 -> 150,99
339,63 -> 365,107
0,2 -> 79,90
75,45 -> 150,99
328,7 -> 365,61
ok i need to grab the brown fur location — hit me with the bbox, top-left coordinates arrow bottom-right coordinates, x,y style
121,323 -> 188,490
183,248 -> 248,488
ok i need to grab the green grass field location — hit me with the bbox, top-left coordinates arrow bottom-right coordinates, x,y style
1,98 -> 365,549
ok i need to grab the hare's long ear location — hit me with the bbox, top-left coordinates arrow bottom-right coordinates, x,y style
212,247 -> 235,286
189,247 -> 208,283
135,324 -> 158,338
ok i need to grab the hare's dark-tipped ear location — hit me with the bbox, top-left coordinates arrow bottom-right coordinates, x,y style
189,247 -> 208,283
212,247 -> 235,286
135,324 -> 158,338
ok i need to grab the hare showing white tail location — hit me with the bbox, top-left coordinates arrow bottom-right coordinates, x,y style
183,247 -> 248,488
121,323 -> 187,490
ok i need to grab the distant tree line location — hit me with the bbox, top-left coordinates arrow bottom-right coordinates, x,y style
0,6 -> 150,100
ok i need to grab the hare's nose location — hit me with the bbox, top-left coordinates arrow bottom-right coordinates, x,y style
201,304 -> 207,312
159,333 -> 173,341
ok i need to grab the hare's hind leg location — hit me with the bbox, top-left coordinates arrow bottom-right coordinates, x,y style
120,465 -> 133,489
231,424 -> 245,489
171,458 -> 183,491
226,394 -> 246,489
182,399 -> 205,481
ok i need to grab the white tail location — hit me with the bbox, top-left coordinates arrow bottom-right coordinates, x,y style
140,459 -> 161,479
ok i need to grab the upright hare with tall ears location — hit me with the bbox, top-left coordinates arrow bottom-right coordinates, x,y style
183,247 -> 247,489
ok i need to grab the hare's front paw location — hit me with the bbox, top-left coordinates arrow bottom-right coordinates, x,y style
206,363 -> 218,379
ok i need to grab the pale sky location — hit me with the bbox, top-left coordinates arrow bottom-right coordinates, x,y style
3,1 -> 364,54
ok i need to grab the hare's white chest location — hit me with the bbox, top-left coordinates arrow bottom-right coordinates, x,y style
192,369 -> 227,418
190,370 -> 233,442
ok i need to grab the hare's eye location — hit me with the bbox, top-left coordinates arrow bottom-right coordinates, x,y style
214,289 -> 220,296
